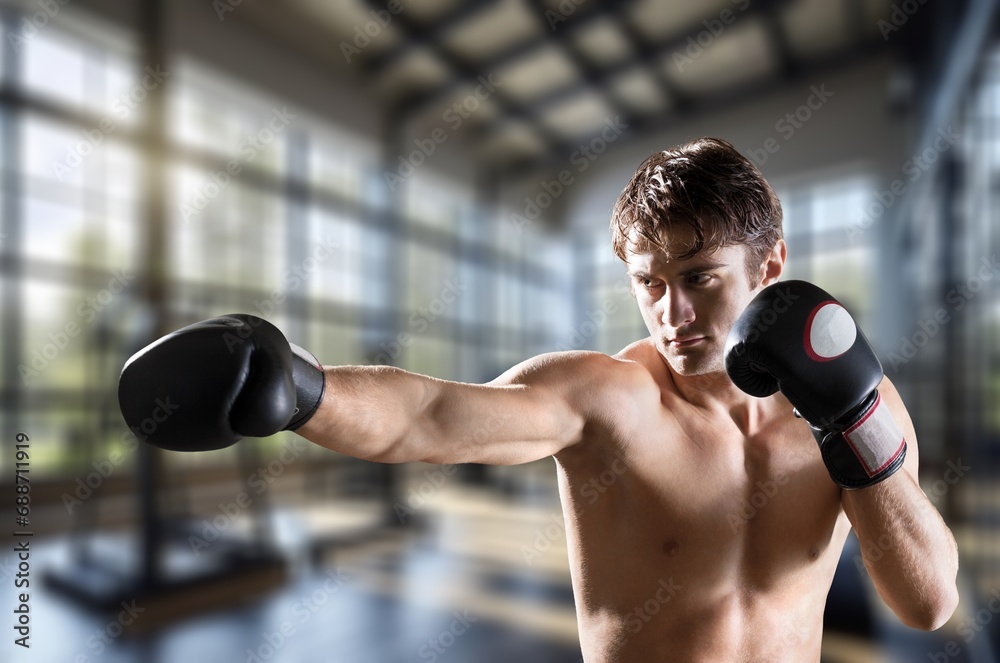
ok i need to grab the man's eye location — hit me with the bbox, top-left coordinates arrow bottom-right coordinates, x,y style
688,273 -> 710,285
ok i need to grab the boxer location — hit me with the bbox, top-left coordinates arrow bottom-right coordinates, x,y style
120,137 -> 958,661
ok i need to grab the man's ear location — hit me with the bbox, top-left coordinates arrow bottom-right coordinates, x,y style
758,239 -> 786,287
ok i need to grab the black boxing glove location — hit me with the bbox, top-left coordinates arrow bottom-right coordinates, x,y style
118,314 -> 325,451
724,280 -> 906,489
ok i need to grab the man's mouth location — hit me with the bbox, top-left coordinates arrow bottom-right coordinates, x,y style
669,336 -> 706,347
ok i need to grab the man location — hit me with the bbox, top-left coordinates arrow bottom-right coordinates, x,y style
120,137 -> 958,661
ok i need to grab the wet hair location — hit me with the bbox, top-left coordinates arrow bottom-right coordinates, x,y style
610,137 -> 783,286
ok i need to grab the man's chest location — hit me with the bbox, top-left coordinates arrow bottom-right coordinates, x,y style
559,406 -> 849,586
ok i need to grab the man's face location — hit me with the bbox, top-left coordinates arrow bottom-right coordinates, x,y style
626,230 -> 764,377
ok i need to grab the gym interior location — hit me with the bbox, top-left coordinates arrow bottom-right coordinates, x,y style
1,0 -> 999,661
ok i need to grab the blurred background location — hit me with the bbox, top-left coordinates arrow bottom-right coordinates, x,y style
0,0 -> 998,660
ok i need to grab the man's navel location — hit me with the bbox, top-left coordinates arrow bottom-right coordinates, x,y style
662,539 -> 681,556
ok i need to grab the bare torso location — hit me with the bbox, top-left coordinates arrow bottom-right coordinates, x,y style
553,338 -> 853,662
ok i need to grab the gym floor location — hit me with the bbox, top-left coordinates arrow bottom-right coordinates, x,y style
0,475 -> 982,663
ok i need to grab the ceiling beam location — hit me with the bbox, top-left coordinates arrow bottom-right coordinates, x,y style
524,0 -> 638,126
496,34 -> 890,179
361,0 -> 576,158
609,7 -> 691,114
363,0 -> 500,76
477,0 -> 795,144
390,0 -> 638,120
761,4 -> 798,79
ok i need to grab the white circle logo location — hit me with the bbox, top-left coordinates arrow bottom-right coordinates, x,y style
805,302 -> 856,361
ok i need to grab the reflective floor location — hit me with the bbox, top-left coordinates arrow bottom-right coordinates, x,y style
1,485 -> 989,663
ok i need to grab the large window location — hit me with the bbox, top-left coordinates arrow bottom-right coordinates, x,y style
958,46 -> 1000,441
0,8 -> 571,475
1,14 -> 145,475
776,171 -> 879,332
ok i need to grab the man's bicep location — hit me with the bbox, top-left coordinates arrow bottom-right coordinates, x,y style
420,353 -> 591,465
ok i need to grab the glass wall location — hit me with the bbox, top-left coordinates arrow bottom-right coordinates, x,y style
0,10 -> 571,475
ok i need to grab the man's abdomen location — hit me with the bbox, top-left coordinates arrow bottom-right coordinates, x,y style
573,582 -> 827,663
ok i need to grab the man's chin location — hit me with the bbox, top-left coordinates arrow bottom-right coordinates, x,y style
669,360 -> 711,377
660,345 -> 722,376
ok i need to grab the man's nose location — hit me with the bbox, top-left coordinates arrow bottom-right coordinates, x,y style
661,288 -> 695,328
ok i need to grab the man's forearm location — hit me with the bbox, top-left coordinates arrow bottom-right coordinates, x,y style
296,365 -> 434,463
294,352 -> 591,467
844,471 -> 959,630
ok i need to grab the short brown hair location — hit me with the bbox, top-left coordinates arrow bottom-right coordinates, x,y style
610,137 -> 783,286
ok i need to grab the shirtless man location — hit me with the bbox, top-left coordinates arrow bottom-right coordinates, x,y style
119,137 -> 959,661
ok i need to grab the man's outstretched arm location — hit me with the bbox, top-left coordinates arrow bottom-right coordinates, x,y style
841,377 -> 959,631
296,352 -> 600,466
119,313 -> 607,461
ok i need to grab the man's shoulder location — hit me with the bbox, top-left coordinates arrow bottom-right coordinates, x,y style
489,345 -> 657,399
612,337 -> 658,364
558,343 -> 663,405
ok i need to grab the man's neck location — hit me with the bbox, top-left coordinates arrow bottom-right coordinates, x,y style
662,356 -> 775,437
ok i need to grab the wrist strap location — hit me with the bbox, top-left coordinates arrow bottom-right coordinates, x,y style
841,391 -> 906,478
286,343 -> 325,430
